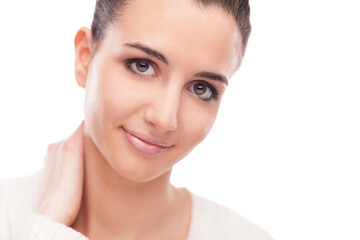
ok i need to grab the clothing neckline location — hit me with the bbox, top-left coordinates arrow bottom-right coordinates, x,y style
182,188 -> 198,240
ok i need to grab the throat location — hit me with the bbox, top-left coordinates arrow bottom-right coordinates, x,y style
71,127 -> 192,239
71,168 -> 177,239
71,181 -> 191,240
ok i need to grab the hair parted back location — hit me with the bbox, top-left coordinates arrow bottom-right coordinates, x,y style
91,0 -> 251,54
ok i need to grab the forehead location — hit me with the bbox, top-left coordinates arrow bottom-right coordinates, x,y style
105,0 -> 242,77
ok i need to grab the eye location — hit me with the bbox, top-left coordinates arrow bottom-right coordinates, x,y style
125,58 -> 157,77
189,81 -> 218,102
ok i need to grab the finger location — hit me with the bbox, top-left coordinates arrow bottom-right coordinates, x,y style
62,121 -> 85,156
69,120 -> 85,141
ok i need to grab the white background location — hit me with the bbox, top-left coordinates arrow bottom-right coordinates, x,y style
0,0 -> 359,239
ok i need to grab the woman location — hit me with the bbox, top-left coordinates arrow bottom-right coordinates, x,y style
1,0 -> 273,239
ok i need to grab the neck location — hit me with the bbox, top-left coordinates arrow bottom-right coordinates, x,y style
71,131 -> 178,239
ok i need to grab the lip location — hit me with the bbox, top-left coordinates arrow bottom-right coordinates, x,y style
121,127 -> 172,155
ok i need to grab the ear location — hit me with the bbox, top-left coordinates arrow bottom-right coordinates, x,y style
74,27 -> 92,88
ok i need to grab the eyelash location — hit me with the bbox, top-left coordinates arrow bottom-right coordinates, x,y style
124,58 -> 158,77
188,80 -> 219,102
124,58 -> 218,102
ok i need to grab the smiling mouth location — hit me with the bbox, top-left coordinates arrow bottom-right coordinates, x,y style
121,127 -> 172,155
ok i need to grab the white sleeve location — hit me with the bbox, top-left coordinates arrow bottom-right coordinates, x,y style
0,175 -> 88,240
21,212 -> 89,240
0,178 -> 11,239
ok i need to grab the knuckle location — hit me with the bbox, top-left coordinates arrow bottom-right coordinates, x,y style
61,139 -> 77,154
47,143 -> 57,152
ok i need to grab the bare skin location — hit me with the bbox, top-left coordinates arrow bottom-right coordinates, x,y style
36,122 -> 85,227
70,131 -> 192,239
36,0 -> 242,239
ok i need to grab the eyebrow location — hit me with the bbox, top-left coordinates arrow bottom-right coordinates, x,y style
195,72 -> 228,85
124,43 -> 169,64
125,42 -> 228,85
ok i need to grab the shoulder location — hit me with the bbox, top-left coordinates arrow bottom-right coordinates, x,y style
0,171 -> 42,239
187,191 -> 274,240
0,171 -> 42,212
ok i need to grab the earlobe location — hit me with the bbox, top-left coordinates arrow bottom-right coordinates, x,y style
74,27 -> 92,88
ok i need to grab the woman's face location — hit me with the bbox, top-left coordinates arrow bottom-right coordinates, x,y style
79,0 -> 242,182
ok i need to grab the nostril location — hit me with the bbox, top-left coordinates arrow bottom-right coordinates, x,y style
143,88 -> 180,133
144,107 -> 178,133
153,116 -> 177,133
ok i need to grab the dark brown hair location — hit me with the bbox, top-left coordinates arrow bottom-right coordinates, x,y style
91,0 -> 251,55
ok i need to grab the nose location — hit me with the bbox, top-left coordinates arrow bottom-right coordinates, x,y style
144,86 -> 179,133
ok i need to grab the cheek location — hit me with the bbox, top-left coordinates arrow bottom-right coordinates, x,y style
179,98 -> 219,150
83,62 -> 137,157
85,61 -> 150,127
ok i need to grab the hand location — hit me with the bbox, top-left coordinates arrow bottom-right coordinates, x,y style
36,121 -> 85,227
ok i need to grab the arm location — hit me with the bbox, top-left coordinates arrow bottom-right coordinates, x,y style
21,212 -> 88,240
0,122 -> 88,240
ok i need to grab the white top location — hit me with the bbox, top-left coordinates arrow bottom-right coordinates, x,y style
0,172 -> 274,240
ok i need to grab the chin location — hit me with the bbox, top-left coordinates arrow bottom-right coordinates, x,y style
121,168 -> 172,183
108,157 -> 173,183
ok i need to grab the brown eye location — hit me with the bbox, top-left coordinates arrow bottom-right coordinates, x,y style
194,83 -> 207,95
126,59 -> 156,76
136,61 -> 149,72
189,81 -> 217,102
